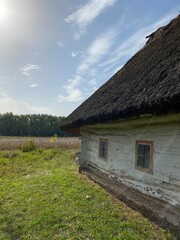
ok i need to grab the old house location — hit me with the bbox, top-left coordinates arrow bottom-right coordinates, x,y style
61,15 -> 180,232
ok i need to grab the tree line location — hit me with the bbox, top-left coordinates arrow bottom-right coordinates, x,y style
0,112 -> 72,137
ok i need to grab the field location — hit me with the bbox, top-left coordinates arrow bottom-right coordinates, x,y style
0,139 -> 176,239
0,136 -> 80,150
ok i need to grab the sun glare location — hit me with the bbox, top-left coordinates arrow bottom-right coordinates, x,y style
0,1 -> 9,23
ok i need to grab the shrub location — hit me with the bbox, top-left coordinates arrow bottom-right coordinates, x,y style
20,140 -> 37,152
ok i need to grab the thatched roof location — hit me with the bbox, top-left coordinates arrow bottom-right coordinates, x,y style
62,15 -> 180,130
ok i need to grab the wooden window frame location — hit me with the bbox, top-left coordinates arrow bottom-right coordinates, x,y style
135,140 -> 153,174
98,139 -> 108,161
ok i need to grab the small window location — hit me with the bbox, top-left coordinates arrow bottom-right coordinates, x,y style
135,141 -> 153,174
99,139 -> 108,160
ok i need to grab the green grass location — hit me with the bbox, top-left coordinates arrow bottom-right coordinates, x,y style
0,148 -> 175,240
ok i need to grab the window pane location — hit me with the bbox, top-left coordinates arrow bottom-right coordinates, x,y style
144,145 -> 150,156
136,142 -> 152,170
99,140 -> 108,159
102,142 -> 106,151
138,144 -> 144,155
99,148 -> 103,157
137,156 -> 144,167
103,149 -> 107,158
144,156 -> 150,168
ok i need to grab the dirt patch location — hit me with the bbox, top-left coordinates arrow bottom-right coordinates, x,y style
79,165 -> 180,238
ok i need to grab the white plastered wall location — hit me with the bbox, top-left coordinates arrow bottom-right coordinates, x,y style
80,122 -> 180,206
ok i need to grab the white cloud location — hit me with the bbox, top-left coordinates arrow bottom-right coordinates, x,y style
71,51 -> 78,58
57,41 -> 64,47
88,78 -> 97,87
19,63 -> 41,79
30,83 -> 38,88
112,64 -> 124,75
57,24 -> 118,103
0,93 -> 51,115
103,61 -> 119,72
99,30 -> 149,68
100,11 -> 178,68
59,9 -> 179,105
77,29 -> 117,74
57,26 -> 119,103
65,0 -> 117,39
57,75 -> 84,102
57,88 -> 83,103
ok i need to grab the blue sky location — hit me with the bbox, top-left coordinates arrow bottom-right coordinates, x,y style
0,0 -> 179,116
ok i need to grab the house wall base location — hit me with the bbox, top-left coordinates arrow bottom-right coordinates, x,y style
80,118 -> 180,207
79,164 -> 180,237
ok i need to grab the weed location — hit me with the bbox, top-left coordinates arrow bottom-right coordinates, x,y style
36,148 -> 44,154
20,140 -> 37,152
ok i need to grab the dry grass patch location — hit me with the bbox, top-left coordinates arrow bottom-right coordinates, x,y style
0,136 -> 80,150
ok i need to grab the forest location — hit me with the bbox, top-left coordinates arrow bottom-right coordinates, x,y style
0,112 -> 71,137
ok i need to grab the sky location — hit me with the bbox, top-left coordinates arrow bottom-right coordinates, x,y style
0,0 -> 179,116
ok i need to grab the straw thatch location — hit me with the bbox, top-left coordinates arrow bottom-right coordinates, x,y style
62,15 -> 180,130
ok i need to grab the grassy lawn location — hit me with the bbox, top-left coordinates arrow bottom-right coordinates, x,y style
0,148 -> 175,240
